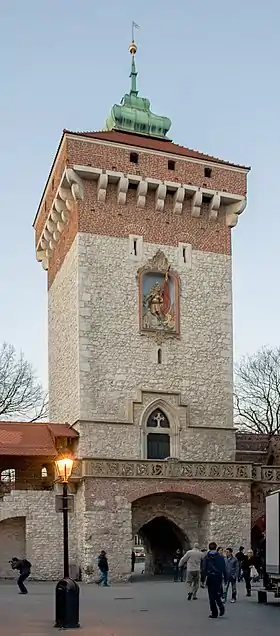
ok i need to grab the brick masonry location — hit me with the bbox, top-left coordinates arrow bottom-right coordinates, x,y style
33,133 -> 248,287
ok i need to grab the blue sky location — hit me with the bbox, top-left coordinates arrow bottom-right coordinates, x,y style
0,0 -> 279,388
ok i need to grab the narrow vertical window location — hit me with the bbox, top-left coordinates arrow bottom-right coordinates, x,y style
133,239 -> 137,256
182,247 -> 186,263
157,348 -> 162,364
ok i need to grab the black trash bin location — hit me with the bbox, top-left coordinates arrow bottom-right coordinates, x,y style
55,577 -> 80,629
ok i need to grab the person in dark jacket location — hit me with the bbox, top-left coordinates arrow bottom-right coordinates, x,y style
10,557 -> 31,594
242,549 -> 255,596
224,548 -> 238,602
235,546 -> 245,581
97,550 -> 109,587
131,550 -> 136,573
203,542 -> 227,618
173,548 -> 183,582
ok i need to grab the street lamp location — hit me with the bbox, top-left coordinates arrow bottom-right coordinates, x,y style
55,453 -> 74,578
54,451 -> 80,630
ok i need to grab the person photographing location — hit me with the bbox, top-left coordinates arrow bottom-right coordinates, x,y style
10,557 -> 32,594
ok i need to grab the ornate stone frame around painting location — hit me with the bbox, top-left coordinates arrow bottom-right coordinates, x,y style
137,250 -> 180,338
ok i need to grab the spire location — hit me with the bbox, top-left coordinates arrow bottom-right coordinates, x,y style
105,28 -> 172,139
129,47 -> 138,96
129,22 -> 139,96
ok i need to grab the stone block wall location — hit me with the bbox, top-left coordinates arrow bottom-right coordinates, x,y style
0,517 -> 26,578
48,231 -> 234,455
206,502 -> 251,549
0,490 -> 78,580
76,232 -> 233,428
48,238 -> 80,423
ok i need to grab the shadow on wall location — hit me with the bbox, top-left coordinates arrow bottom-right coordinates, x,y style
0,516 -> 26,578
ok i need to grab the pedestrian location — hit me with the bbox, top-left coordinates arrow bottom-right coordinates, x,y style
97,550 -> 109,587
224,547 -> 238,603
242,549 -> 255,597
202,542 -> 227,619
235,546 -> 245,581
173,548 -> 182,582
217,547 -> 224,596
131,550 -> 136,573
179,543 -> 204,600
10,557 -> 32,595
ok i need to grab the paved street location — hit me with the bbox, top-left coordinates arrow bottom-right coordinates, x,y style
1,579 -> 280,636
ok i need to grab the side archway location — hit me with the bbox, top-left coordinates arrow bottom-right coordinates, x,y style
0,516 -> 26,578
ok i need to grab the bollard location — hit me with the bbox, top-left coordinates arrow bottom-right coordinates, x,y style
54,577 -> 80,629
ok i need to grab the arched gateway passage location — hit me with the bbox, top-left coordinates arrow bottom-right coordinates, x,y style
132,491 -> 208,577
139,515 -> 188,575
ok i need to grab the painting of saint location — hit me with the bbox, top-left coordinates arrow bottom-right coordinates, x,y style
141,268 -> 178,332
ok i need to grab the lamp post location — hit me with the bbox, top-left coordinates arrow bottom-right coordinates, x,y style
55,454 -> 74,578
54,452 -> 80,629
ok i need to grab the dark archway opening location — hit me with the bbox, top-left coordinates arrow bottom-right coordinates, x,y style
139,515 -> 189,577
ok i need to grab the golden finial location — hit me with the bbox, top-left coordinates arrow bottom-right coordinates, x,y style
129,40 -> 137,55
129,21 -> 139,55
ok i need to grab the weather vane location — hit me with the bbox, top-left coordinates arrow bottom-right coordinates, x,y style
132,20 -> 140,43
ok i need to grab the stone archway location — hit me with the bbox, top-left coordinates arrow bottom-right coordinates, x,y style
132,491 -> 208,576
0,516 -> 26,578
139,515 -> 189,575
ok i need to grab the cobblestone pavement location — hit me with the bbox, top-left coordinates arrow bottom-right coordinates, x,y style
1,580 -> 280,636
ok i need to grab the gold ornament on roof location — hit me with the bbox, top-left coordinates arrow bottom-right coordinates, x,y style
129,40 -> 137,55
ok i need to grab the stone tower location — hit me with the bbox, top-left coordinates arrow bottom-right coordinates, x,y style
34,38 -> 251,579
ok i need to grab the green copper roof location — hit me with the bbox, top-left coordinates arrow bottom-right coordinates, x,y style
105,41 -> 171,139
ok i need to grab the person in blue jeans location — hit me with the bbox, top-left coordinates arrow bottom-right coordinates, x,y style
97,551 -> 109,586
203,542 -> 227,618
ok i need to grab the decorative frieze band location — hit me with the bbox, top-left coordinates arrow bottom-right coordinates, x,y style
81,459 -> 253,481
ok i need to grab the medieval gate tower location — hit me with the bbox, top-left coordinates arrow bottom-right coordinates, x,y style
34,38 -> 251,579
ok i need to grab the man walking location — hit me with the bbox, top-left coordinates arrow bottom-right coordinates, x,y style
10,557 -> 32,594
224,547 -> 238,602
173,548 -> 182,582
97,550 -> 109,587
235,546 -> 245,581
179,543 -> 204,600
203,542 -> 227,618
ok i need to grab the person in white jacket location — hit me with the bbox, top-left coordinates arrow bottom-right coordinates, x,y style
179,543 -> 204,600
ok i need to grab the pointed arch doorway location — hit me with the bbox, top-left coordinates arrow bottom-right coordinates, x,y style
139,515 -> 189,576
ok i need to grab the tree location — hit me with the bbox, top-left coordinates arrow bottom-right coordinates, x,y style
234,346 -> 280,438
0,342 -> 48,421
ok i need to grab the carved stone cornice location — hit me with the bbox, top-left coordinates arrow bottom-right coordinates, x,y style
36,168 -> 84,270
72,165 -> 247,225
226,198 -> 247,228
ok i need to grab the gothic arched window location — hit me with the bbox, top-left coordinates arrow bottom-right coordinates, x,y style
146,409 -> 170,460
147,409 -> 170,429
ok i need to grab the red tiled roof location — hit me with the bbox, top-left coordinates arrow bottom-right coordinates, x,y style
64,129 -> 250,170
48,423 -> 78,438
0,422 -> 78,456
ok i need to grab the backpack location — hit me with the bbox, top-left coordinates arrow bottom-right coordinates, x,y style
22,559 -> 32,570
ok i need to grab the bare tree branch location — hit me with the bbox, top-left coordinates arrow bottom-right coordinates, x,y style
0,343 -> 48,421
234,347 -> 280,439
